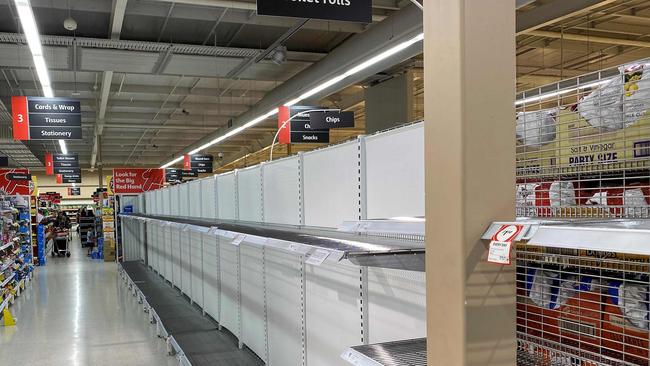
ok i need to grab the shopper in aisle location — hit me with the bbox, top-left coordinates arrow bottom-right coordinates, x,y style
55,212 -> 70,230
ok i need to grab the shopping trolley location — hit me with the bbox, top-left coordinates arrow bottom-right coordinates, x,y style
52,229 -> 71,257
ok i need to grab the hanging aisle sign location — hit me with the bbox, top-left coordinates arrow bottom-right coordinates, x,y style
56,173 -> 81,184
11,97 -> 82,140
68,187 -> 80,196
256,0 -> 371,23
309,111 -> 355,129
278,106 -> 330,144
182,169 -> 198,179
165,168 -> 181,182
46,153 -> 80,175
184,154 -> 213,174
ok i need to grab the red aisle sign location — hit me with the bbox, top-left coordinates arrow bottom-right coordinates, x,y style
0,169 -> 31,195
183,155 -> 191,170
11,96 -> 29,140
45,153 -> 53,175
112,168 -> 164,193
277,106 -> 290,144
56,174 -> 62,184
487,224 -> 524,265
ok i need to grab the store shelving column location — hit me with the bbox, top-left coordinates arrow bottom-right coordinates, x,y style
424,1 -> 516,365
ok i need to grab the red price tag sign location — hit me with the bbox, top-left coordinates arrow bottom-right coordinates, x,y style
487,224 -> 523,265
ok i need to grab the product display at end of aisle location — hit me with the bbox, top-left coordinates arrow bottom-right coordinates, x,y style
0,195 -> 35,326
483,220 -> 650,366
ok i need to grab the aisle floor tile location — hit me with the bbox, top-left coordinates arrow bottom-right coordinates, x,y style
0,233 -> 177,366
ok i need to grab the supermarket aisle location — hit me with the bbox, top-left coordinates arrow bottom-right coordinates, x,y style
0,234 -> 176,366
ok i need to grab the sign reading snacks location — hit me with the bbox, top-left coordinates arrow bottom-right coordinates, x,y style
183,154 -> 213,174
11,97 -> 82,140
113,168 -> 164,193
278,106 -> 330,144
67,187 -> 80,196
257,0 -> 371,23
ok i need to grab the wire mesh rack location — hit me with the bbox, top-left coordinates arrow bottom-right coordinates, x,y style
515,60 -> 650,219
516,244 -> 650,366
341,338 -> 426,366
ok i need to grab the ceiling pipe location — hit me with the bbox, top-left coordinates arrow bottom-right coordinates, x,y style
528,30 -> 650,48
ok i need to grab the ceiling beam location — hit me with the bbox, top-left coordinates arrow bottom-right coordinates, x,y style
527,30 -> 650,48
110,0 -> 128,40
594,11 -> 650,23
0,81 -> 268,100
93,0 -> 127,169
516,0 -> 618,35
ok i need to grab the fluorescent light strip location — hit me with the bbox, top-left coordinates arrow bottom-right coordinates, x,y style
14,0 -> 66,156
59,139 -> 67,154
161,32 -> 425,168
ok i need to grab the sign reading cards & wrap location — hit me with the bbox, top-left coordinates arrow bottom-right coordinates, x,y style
12,97 -> 82,140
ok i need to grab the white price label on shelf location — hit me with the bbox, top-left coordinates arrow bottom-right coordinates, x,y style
340,350 -> 363,365
207,227 -> 220,236
306,249 -> 330,265
486,224 -> 522,265
231,234 -> 246,246
487,241 -> 512,265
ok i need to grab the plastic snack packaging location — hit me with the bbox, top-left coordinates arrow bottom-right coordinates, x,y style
602,280 -> 649,363
516,108 -> 557,147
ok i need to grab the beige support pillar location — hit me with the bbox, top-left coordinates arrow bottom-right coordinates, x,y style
424,1 -> 516,365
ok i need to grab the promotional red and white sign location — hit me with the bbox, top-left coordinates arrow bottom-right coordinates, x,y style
487,224 -> 524,265
45,153 -> 54,175
0,169 -> 31,195
112,168 -> 164,194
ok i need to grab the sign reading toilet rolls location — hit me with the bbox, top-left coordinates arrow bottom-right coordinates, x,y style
257,0 -> 371,23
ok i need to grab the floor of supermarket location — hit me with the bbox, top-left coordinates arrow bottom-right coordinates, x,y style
0,234 -> 176,366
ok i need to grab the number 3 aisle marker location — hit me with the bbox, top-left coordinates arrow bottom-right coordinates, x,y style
487,224 -> 524,265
